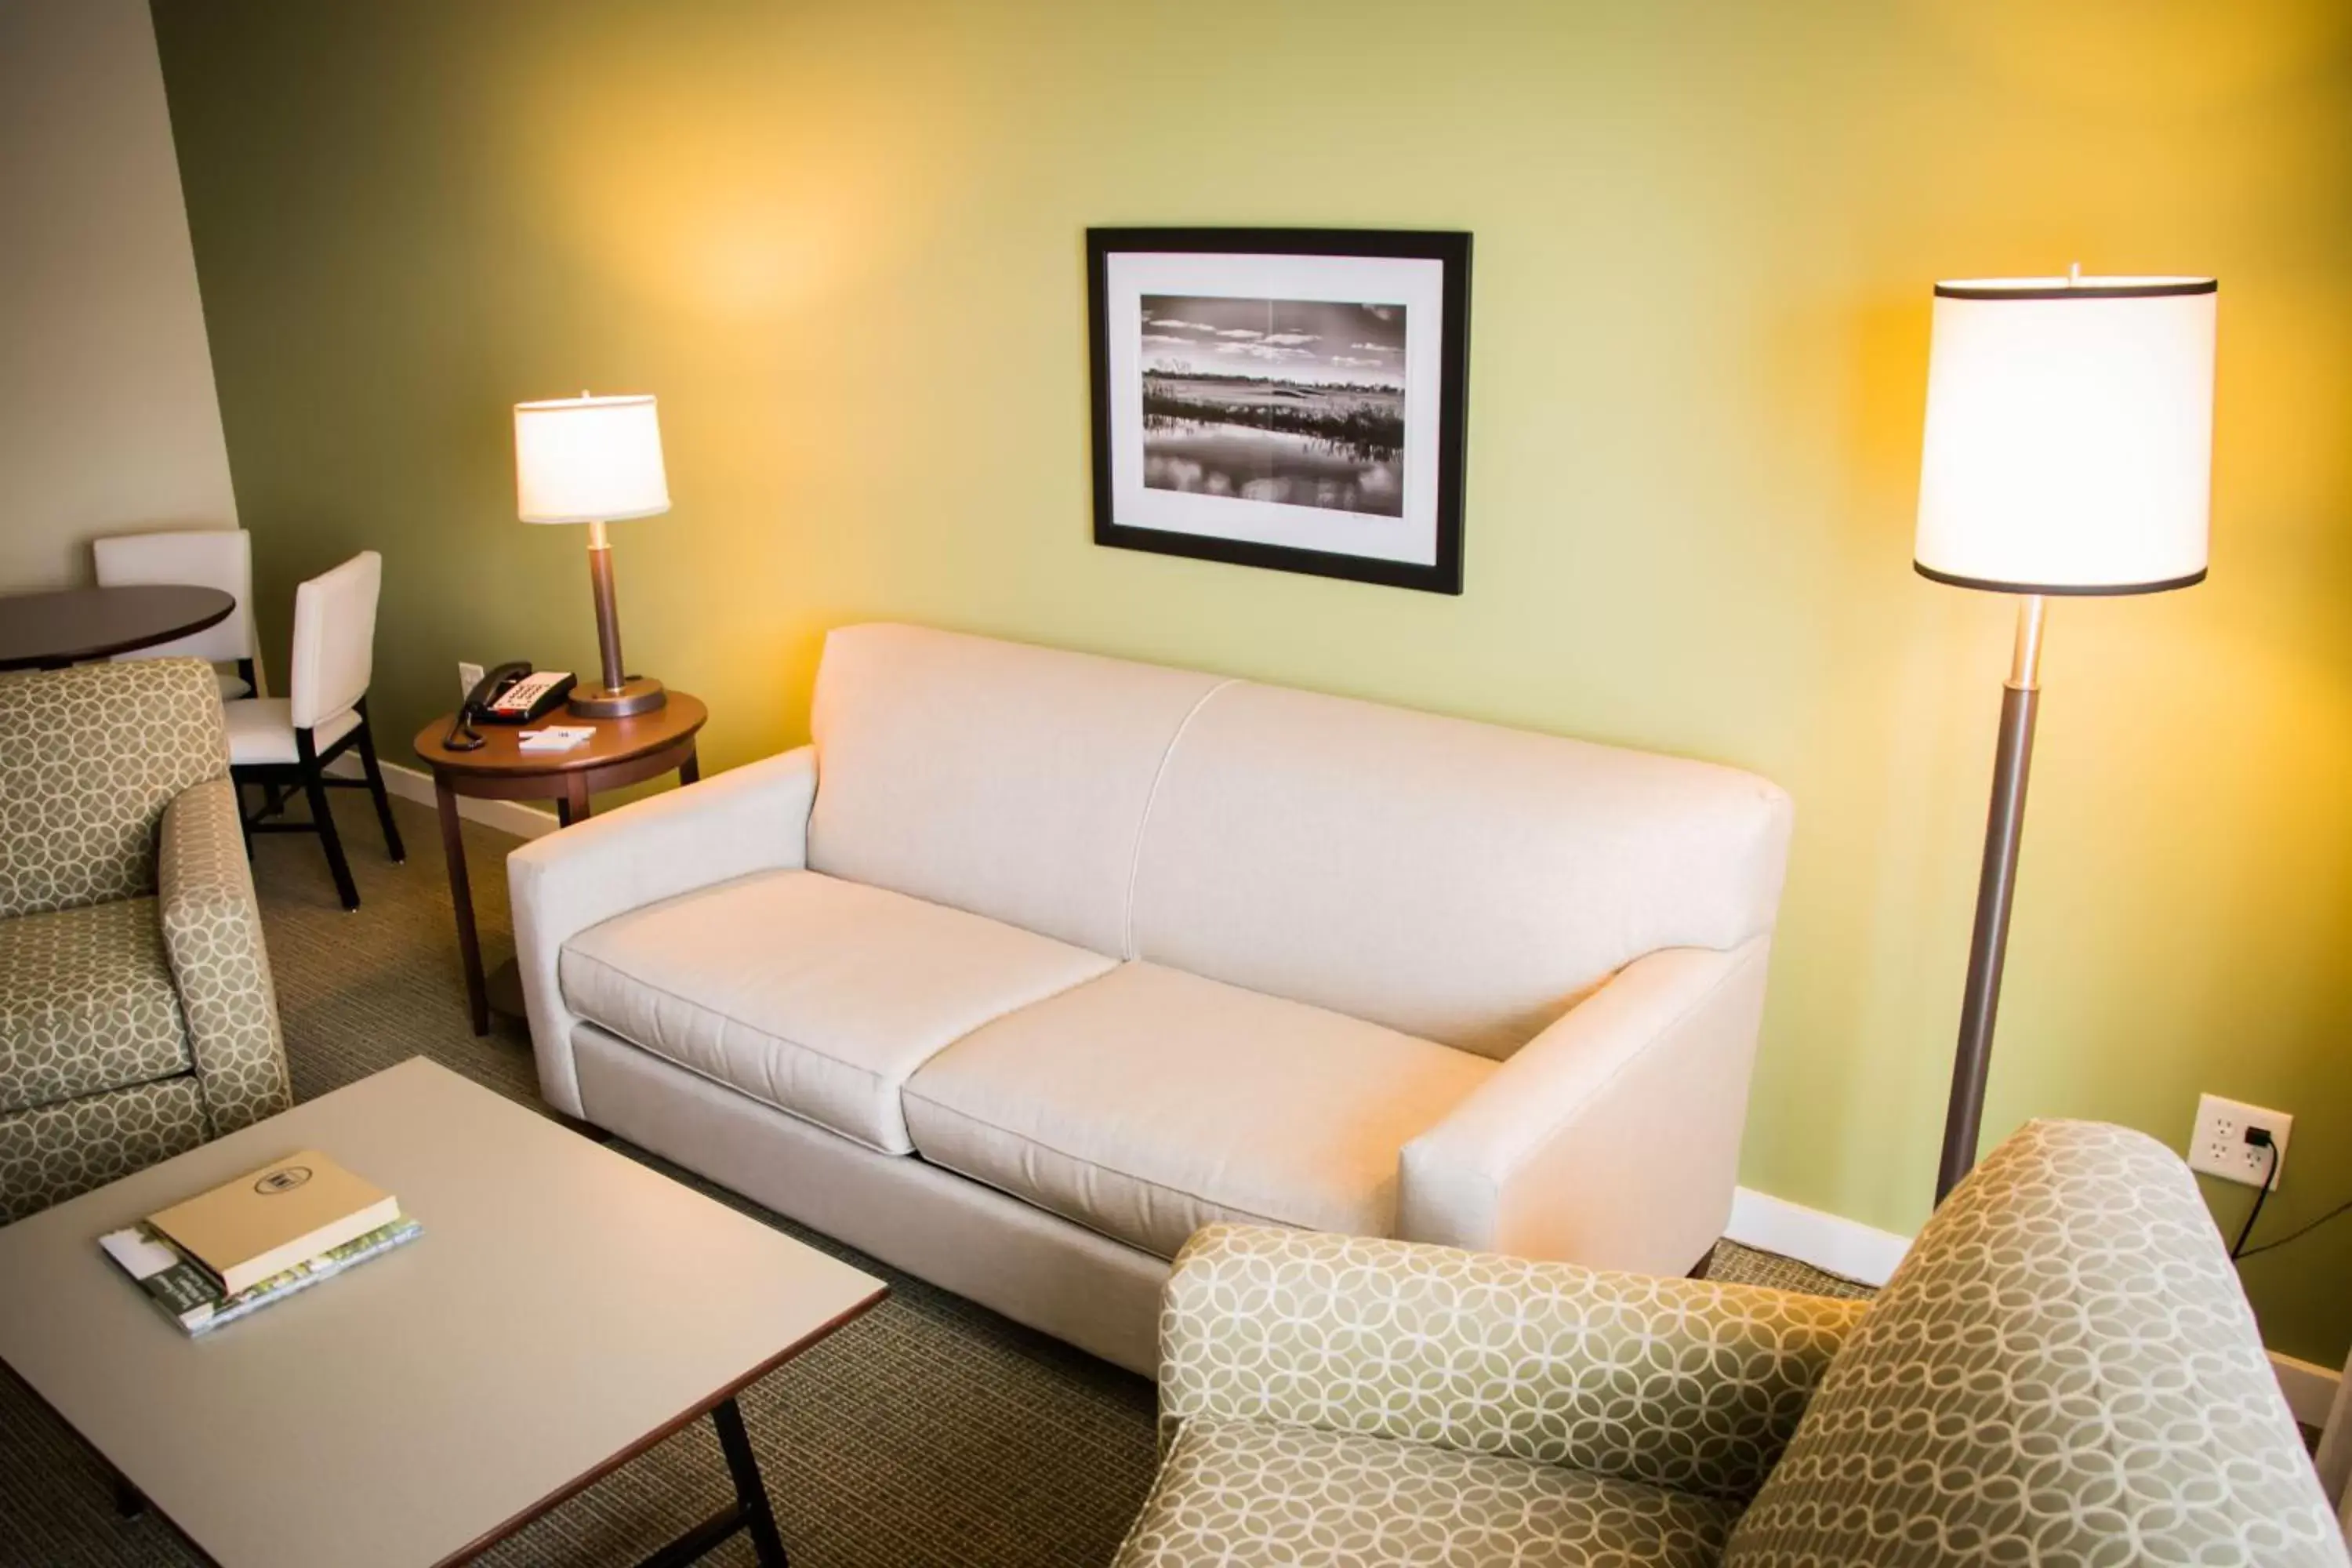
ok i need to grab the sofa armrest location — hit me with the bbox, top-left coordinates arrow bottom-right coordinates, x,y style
158,776 -> 291,1134
508,746 -> 817,1115
1159,1224 -> 1864,1503
1399,935 -> 1772,1276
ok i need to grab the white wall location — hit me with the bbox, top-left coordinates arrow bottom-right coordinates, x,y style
0,0 -> 235,591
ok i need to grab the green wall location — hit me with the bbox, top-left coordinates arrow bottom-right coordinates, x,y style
151,1 -> 2352,1360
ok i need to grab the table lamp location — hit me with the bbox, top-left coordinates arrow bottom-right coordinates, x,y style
514,391 -> 670,717
1917,269 -> 2216,1202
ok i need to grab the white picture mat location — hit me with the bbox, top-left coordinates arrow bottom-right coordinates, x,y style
1103,250 -> 1446,565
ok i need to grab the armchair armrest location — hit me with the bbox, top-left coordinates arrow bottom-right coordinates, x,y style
1159,1224 -> 1865,1504
1400,935 -> 1773,1276
509,746 -> 817,1115
158,776 -> 291,1134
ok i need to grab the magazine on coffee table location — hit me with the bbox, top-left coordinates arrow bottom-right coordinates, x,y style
99,1216 -> 423,1335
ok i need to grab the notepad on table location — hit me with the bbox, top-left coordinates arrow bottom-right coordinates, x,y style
517,725 -> 595,752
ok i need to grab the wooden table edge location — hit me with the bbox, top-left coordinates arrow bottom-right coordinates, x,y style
0,586 -> 236,670
409,698 -> 709,780
434,1282 -> 890,1567
428,738 -> 702,800
0,1279 -> 891,1568
0,1352 -> 206,1551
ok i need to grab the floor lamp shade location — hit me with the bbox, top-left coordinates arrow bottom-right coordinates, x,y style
1917,277 -> 2216,594
513,393 -> 671,717
1916,274 -> 2218,1203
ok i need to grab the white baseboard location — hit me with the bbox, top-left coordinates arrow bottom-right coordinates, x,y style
2272,1351 -> 2343,1430
323,755 -> 557,840
1726,1185 -> 2340,1426
1726,1186 -> 1911,1287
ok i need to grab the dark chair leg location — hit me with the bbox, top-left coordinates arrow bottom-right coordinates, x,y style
354,699 -> 405,862
297,729 -> 360,911
231,771 -> 255,858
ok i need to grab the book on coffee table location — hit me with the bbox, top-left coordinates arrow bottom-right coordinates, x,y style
99,1216 -> 423,1335
147,1149 -> 399,1295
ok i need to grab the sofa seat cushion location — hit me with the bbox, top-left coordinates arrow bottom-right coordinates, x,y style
559,869 -> 1115,1155
1113,1418 -> 1735,1568
902,962 -> 1494,1260
0,896 -> 190,1116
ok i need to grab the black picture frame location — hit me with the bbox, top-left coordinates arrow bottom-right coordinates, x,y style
1087,227 -> 1472,595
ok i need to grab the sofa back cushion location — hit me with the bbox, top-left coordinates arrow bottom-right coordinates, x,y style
807,623 -> 1793,1051
807,624 -> 1225,956
1723,1120 -> 2345,1567
1131,682 -> 1791,1057
0,659 -> 229,920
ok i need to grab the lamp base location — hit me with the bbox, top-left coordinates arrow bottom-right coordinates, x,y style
568,676 -> 666,719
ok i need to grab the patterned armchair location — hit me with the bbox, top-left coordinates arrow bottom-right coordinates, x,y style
1117,1120 -> 2346,1567
0,659 -> 290,1222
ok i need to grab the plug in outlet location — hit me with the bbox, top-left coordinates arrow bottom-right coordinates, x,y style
458,661 -> 485,703
2187,1094 -> 2291,1187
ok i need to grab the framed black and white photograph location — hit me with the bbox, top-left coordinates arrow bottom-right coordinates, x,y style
1087,227 -> 1471,594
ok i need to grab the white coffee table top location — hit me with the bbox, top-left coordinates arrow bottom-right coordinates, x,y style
0,1057 -> 886,1567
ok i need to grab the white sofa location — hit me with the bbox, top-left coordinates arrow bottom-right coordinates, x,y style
510,623 -> 1793,1373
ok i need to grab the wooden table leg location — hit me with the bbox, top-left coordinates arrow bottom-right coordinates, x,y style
680,745 -> 700,786
564,772 -> 592,824
436,776 -> 489,1036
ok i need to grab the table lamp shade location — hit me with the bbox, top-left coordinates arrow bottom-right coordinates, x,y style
1915,277 -> 2216,594
514,394 -> 670,524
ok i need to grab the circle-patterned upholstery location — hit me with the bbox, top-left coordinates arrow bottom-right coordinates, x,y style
1722,1119 -> 2343,1566
0,659 -> 229,920
1155,1225 -> 1868,1506
1117,1416 -> 1738,1567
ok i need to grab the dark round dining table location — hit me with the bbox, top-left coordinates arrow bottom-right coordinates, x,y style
0,585 -> 238,672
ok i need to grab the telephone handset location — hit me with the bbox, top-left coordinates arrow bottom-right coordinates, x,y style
440,663 -> 578,752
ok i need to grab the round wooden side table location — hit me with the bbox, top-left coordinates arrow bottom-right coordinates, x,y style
0,585 -> 236,671
412,693 -> 707,1036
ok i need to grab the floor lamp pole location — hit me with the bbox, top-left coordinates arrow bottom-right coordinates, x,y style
1936,593 -> 2046,1203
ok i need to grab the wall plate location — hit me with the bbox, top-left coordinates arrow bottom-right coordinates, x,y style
2188,1093 -> 2291,1188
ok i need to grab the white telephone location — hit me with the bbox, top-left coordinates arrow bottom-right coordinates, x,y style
484,668 -> 574,719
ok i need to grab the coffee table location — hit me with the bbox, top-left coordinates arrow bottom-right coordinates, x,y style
0,1058 -> 885,1566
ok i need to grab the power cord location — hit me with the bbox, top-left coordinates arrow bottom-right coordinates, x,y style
2235,1188 -> 2352,1262
2230,1128 -> 2278,1261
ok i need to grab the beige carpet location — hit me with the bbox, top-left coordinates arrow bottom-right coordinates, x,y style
0,792 -> 1868,1567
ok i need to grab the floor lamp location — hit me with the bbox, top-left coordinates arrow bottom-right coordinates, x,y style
1916,271 -> 2218,1203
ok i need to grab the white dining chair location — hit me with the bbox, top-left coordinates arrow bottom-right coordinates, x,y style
227,550 -> 403,910
91,528 -> 263,699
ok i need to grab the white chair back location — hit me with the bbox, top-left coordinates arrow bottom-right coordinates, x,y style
288,551 -> 382,731
91,529 -> 256,665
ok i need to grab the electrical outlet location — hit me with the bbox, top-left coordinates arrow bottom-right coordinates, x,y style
2187,1094 -> 2291,1187
458,661 -> 485,702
